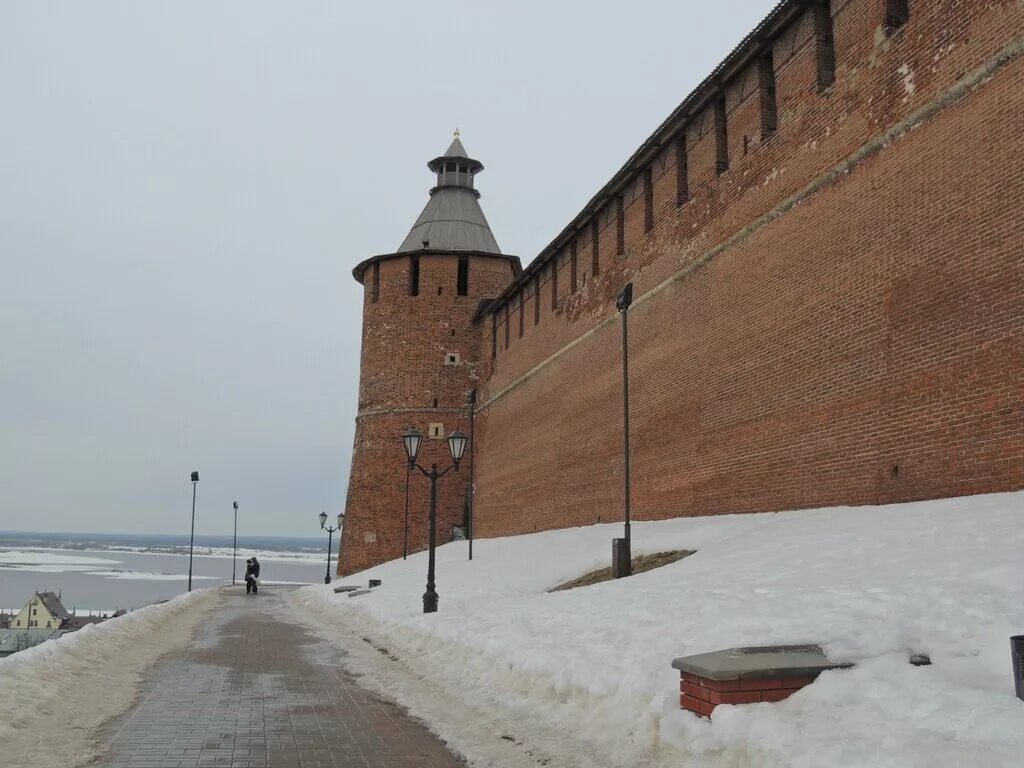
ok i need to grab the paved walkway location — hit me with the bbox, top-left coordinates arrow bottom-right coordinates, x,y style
92,587 -> 463,768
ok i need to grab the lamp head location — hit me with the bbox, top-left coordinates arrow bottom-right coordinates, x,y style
190,471 -> 199,483
402,427 -> 423,467
233,501 -> 238,510
447,430 -> 468,469
318,511 -> 328,529
337,512 -> 344,529
616,283 -> 633,313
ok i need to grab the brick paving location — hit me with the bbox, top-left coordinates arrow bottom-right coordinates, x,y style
91,587 -> 464,768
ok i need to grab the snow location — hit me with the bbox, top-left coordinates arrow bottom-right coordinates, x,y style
291,491 -> 1024,768
0,588 -> 220,768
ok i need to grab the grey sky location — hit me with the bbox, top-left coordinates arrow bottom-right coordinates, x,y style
0,1 -> 775,537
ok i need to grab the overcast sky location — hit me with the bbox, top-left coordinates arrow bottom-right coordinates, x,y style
0,1 -> 775,537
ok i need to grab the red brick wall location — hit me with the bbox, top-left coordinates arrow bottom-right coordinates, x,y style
340,252 -> 516,575
471,0 -> 1024,538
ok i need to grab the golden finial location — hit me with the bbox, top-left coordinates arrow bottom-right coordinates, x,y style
453,127 -> 460,138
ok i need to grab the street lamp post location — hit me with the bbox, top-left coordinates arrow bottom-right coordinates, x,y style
402,427 -> 467,613
467,389 -> 476,562
232,501 -> 239,586
319,511 -> 343,585
614,283 -> 633,578
403,442 -> 411,560
188,471 -> 199,592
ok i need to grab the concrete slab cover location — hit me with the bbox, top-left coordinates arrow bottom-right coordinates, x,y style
332,585 -> 359,593
672,645 -> 853,681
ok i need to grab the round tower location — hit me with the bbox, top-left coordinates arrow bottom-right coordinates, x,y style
340,134 -> 519,575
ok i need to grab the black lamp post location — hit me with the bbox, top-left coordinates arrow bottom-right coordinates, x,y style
467,389 -> 476,561
320,511 -> 343,584
614,283 -> 633,578
403,434 -> 411,560
232,501 -> 239,586
188,471 -> 199,592
402,426 -> 467,613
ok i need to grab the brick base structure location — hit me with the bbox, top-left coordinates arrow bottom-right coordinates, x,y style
680,672 -> 819,718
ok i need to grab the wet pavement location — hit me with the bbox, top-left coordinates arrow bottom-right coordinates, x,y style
91,587 -> 464,768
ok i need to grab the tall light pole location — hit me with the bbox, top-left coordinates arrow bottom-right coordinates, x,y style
319,511 -> 343,585
614,283 -> 633,578
188,471 -> 199,592
403,435 -> 411,560
402,427 -> 467,613
467,389 -> 476,561
232,501 -> 239,586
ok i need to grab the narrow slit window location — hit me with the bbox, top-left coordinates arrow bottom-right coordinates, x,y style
643,167 -> 654,233
591,219 -> 600,276
504,303 -> 511,348
518,292 -> 524,337
371,262 -> 380,303
616,195 -> 625,255
457,256 -> 469,296
676,133 -> 688,205
715,96 -> 729,175
814,1 -> 836,90
570,241 -> 578,292
759,51 -> 777,138
410,256 -> 420,296
551,260 -> 558,310
885,0 -> 909,32
534,274 -> 541,325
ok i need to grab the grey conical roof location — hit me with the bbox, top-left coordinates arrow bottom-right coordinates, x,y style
443,136 -> 468,158
398,136 -> 501,254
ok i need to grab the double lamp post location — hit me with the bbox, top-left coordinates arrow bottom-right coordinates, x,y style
320,511 -> 343,584
401,426 -> 467,613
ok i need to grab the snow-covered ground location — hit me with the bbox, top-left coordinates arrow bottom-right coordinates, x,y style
0,588 -> 221,768
292,491 -> 1024,768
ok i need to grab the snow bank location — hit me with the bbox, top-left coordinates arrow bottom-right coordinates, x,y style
0,588 -> 220,768
292,491 -> 1024,768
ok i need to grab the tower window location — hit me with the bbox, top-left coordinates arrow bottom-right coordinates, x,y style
759,51 -> 777,138
428,423 -> 444,439
410,256 -> 420,296
814,1 -> 836,91
885,0 -> 909,32
570,241 -> 578,292
551,259 -> 558,310
371,262 -> 380,303
444,352 -> 460,365
457,256 -> 469,296
715,96 -> 729,175
643,167 -> 654,233
676,132 -> 689,205
616,196 -> 625,255
534,274 -> 541,325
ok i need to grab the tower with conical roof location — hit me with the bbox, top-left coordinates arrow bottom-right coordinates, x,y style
339,134 -> 520,575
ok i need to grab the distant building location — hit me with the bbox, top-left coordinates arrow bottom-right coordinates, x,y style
11,592 -> 71,630
0,628 -> 69,659
1,593 -> 129,659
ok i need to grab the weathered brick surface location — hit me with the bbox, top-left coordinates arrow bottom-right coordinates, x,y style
340,253 -> 516,575
470,0 -> 1024,539
342,0 -> 1024,573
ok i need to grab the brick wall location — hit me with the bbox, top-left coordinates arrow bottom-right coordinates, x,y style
471,0 -> 1024,538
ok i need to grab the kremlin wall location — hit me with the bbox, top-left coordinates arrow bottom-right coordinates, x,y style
339,0 -> 1024,575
